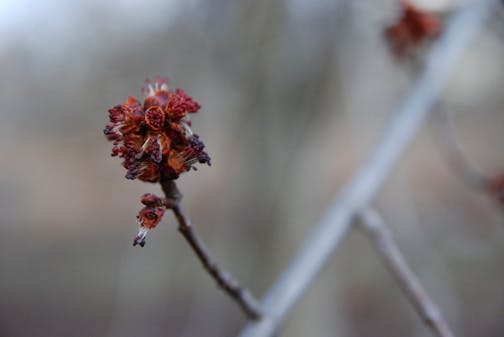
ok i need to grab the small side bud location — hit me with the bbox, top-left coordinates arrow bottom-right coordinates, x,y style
133,195 -> 167,247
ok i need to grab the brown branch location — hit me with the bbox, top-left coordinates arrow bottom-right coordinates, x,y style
358,209 -> 455,337
161,178 -> 262,320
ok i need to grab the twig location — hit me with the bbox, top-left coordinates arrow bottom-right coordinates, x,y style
239,3 -> 493,336
358,209 -> 455,337
161,179 -> 262,320
433,102 -> 489,189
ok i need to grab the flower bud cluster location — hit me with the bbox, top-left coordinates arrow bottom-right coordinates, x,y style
104,77 -> 210,182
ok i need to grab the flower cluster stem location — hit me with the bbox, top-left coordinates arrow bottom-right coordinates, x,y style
161,179 -> 262,320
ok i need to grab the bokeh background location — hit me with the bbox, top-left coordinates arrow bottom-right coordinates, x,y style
0,0 -> 503,336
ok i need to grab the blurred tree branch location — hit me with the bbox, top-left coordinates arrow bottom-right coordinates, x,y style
358,209 -> 455,337
431,101 -> 504,206
433,101 -> 490,189
239,2 -> 494,336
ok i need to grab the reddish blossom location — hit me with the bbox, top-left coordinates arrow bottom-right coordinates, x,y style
145,106 -> 166,131
166,88 -> 201,121
104,77 -> 210,182
384,1 -> 442,58
104,78 -> 211,246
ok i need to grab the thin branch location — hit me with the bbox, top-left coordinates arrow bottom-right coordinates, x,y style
358,209 -> 455,337
239,3 -> 493,336
433,101 -> 489,189
161,179 -> 262,320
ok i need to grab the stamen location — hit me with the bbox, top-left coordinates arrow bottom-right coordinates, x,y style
133,226 -> 149,247
180,121 -> 194,139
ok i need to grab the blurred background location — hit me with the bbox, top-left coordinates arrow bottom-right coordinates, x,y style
0,0 -> 503,336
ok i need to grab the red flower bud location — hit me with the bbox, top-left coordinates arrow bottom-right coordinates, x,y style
145,106 -> 166,131
103,77 -> 210,183
384,2 -> 442,58
489,174 -> 504,204
133,194 -> 167,247
141,193 -> 164,207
